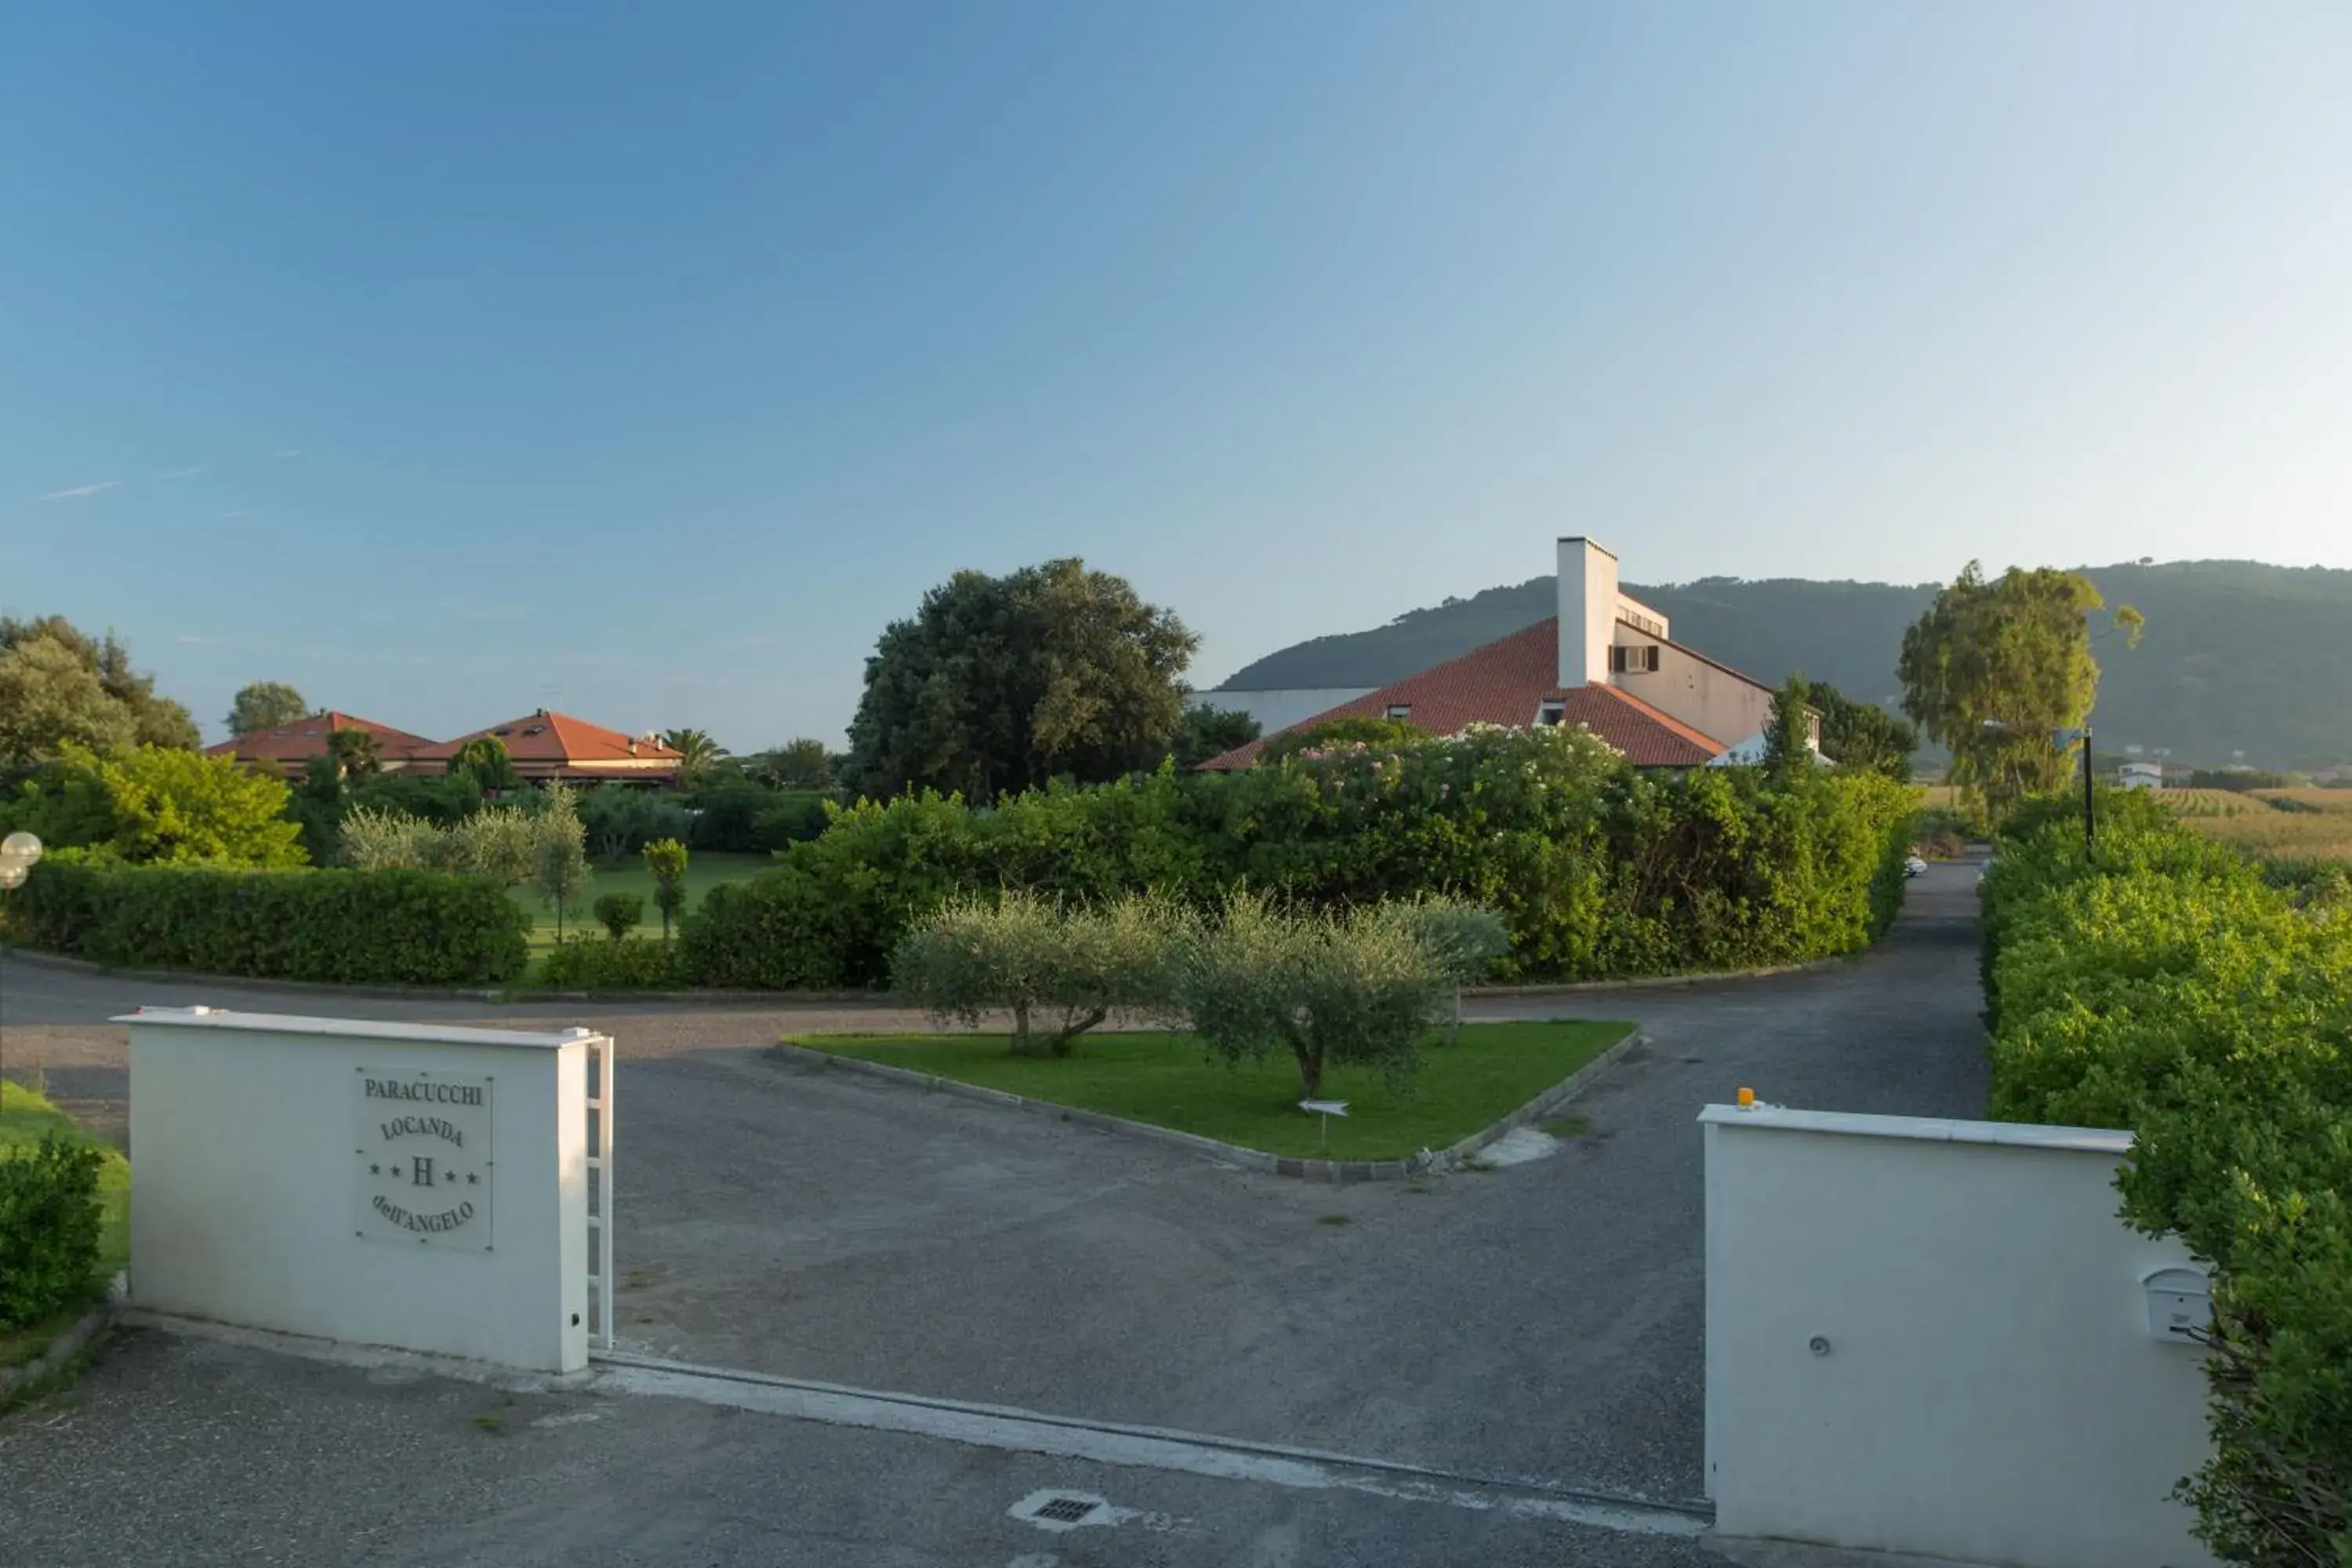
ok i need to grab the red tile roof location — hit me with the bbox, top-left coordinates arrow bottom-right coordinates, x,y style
204,711 -> 440,770
414,710 -> 683,768
1199,618 -> 1727,770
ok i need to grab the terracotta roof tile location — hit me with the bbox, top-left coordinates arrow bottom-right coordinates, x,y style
415,710 -> 684,767
204,711 -> 440,768
1198,619 -> 1726,770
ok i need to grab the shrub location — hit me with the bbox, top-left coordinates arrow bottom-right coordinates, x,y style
1171,891 -> 1454,1100
1983,793 -> 2352,1566
593,891 -> 645,941
4,860 -> 531,985
684,777 -> 772,852
577,783 -> 695,862
1367,897 -> 1512,1044
537,932 -> 685,989
891,890 -> 1178,1057
754,790 -> 835,848
1259,716 -> 1428,764
3,742 -> 304,868
0,1132 -> 105,1330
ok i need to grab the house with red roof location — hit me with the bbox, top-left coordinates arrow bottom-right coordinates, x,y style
411,710 -> 684,786
203,711 -> 441,779
1200,538 -> 1812,770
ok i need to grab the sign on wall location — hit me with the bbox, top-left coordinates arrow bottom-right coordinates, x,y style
354,1068 -> 494,1250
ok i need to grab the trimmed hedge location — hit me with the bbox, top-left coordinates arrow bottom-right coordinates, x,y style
537,934 -> 685,990
5,860 -> 531,986
1984,789 -> 2352,1566
681,725 -> 1918,991
0,1133 -> 105,1331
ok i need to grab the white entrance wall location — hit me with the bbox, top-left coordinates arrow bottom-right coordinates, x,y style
1702,1103 -> 2219,1568
122,1008 -> 602,1374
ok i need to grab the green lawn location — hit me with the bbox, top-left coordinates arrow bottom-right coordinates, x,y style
789,1021 -> 1633,1160
0,1080 -> 130,1369
510,849 -> 774,949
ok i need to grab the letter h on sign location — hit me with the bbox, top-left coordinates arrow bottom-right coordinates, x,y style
412,1156 -> 435,1188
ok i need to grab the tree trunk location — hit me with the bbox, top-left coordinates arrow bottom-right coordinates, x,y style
1050,1007 -> 1109,1057
1009,1000 -> 1042,1057
1293,1044 -> 1323,1101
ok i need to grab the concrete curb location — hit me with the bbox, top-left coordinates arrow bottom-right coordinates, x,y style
1461,956 -> 1854,1000
768,1029 -> 1649,1184
0,1271 -> 128,1406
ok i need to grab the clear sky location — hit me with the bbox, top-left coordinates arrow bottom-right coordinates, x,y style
6,2 -> 2350,750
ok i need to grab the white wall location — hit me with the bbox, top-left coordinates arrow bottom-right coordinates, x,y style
126,1009 -> 596,1373
1185,687 -> 1374,736
1558,536 -> 1620,688
1704,1105 -> 2217,1568
1615,637 -> 1776,749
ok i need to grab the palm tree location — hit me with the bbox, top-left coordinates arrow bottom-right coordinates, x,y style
660,728 -> 724,782
328,727 -> 382,779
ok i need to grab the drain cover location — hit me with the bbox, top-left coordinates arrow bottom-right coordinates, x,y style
1033,1496 -> 1099,1525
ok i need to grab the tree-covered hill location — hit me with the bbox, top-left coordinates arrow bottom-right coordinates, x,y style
1216,560 -> 2352,769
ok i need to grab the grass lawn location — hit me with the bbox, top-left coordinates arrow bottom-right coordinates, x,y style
789,1021 -> 1634,1161
0,1080 -> 130,1370
510,849 -> 774,949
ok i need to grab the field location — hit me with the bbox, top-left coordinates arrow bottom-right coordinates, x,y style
509,849 -> 774,946
2164,786 -> 2352,861
792,1021 -> 1634,1161
2146,787 -> 2266,818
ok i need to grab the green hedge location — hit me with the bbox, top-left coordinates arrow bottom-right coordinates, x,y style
1983,789 -> 2351,1566
537,934 -> 686,990
0,1134 -> 105,1331
5,861 -> 531,986
681,725 -> 1918,991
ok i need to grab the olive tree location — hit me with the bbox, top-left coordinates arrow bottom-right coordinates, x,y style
529,784 -> 593,938
891,889 -> 1178,1058
1171,892 -> 1457,1100
1365,898 -> 1512,1044
643,837 -> 690,937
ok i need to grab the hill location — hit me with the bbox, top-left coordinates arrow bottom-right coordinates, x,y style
1216,560 -> 2352,769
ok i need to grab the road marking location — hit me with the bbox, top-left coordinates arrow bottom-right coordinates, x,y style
592,1352 -> 1710,1538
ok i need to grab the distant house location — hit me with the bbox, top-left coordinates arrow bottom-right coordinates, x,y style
1200,537 -> 1812,770
202,711 -> 441,779
412,710 -> 684,787
2118,760 -> 2172,791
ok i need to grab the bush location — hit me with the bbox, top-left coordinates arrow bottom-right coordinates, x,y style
891,890 -> 1178,1057
643,838 -> 689,938
683,777 -> 773,853
1983,791 -> 2352,1566
593,891 -> 645,941
3,742 -> 305,868
1258,715 -> 1428,764
577,783 -> 695,862
754,790 -> 835,848
0,1133 -> 107,1330
537,933 -> 686,990
1171,891 -> 1452,1100
4,860 -> 531,985
680,727 -> 1919,993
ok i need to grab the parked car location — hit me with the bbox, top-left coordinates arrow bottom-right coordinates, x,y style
1904,855 -> 1929,878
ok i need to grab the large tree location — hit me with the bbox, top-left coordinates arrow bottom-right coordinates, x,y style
1170,704 -> 1261,770
1808,680 -> 1918,782
226,681 -> 310,736
0,618 -> 196,768
754,736 -> 838,791
1898,563 -> 2141,818
847,559 -> 1199,800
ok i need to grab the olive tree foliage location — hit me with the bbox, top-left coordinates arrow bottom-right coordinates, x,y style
1364,898 -> 1511,1044
1898,562 -> 2143,820
1170,891 -> 1461,1100
891,889 -> 1181,1058
642,837 -> 690,938
339,796 -> 564,893
0,618 -> 198,769
530,783 -> 593,937
848,559 -> 1200,801
225,681 -> 309,737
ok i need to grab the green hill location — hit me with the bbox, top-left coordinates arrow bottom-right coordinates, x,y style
1216,560 -> 2352,770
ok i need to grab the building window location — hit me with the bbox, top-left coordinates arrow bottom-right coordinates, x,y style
1535,700 -> 1566,727
1609,644 -> 1661,675
1384,702 -> 1412,720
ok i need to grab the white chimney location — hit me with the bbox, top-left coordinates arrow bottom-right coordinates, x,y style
1557,537 -> 1620,688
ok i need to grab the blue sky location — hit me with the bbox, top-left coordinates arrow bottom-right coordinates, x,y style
6,3 -> 2350,750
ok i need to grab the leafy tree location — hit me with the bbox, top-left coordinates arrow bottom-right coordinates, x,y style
0,633 -> 138,771
1258,715 -> 1425,765
660,727 -> 725,782
4,742 -> 304,866
592,891 -> 645,942
1762,673 -> 1814,781
0,616 -> 196,753
892,890 -> 1178,1057
225,681 -> 310,737
1367,898 -> 1512,1045
452,735 -> 517,790
1171,704 -> 1261,769
576,782 -> 694,862
1899,562 -> 2142,820
1171,891 -> 1453,1100
642,837 -> 690,938
529,784 -> 593,938
1809,680 -> 1918,782
329,727 -> 382,779
847,559 -> 1200,800
753,736 -> 837,791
